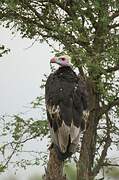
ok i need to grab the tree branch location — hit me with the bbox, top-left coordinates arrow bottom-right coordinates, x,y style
93,113 -> 112,177
21,1 -> 44,22
103,163 -> 119,167
48,0 -> 74,17
104,64 -> 119,73
20,1 -> 90,49
98,98 -> 119,118
3,144 -> 18,168
110,11 -> 119,20
109,23 -> 119,29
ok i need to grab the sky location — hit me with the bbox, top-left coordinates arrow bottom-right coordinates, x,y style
0,27 -> 53,117
0,27 -> 54,179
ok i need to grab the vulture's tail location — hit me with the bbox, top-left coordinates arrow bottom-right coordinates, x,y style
53,136 -> 72,161
54,144 -> 72,161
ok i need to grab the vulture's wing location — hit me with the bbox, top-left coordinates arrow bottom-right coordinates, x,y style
45,71 -> 88,160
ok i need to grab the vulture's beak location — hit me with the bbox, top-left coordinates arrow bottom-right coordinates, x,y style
50,57 -> 57,72
50,57 -> 57,63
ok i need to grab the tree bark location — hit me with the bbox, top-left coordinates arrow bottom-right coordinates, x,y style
77,111 -> 97,180
77,80 -> 100,180
44,147 -> 67,180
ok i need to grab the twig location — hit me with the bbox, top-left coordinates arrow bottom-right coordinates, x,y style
3,144 -> 18,168
98,97 -> 119,118
103,163 -> 119,167
93,113 -> 111,177
24,37 -> 39,50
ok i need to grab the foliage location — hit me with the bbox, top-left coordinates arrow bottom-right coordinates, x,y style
0,113 -> 49,173
105,167 -> 119,180
0,44 -> 10,57
0,0 -> 119,179
64,163 -> 76,180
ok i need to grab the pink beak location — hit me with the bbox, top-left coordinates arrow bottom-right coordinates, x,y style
50,57 -> 57,63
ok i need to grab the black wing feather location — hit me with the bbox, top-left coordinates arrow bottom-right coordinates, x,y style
45,67 -> 88,160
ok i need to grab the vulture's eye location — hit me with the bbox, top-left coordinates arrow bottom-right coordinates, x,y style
61,58 -> 65,61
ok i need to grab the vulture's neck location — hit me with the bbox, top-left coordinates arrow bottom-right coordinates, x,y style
54,66 -> 78,82
55,66 -> 77,78
58,66 -> 72,72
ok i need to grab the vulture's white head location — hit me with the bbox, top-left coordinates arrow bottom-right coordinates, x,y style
50,55 -> 71,67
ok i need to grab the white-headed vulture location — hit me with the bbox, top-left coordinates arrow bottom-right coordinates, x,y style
45,55 -> 89,160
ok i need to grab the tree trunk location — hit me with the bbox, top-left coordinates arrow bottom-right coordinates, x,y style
77,112 -> 97,180
77,80 -> 100,180
44,147 -> 67,180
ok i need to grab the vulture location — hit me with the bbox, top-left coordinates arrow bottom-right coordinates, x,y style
45,55 -> 89,160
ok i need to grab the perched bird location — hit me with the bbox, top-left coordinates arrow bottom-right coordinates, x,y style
45,55 -> 89,160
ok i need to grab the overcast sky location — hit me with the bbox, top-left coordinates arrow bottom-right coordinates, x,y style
0,27 -> 55,179
0,27 -> 54,118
